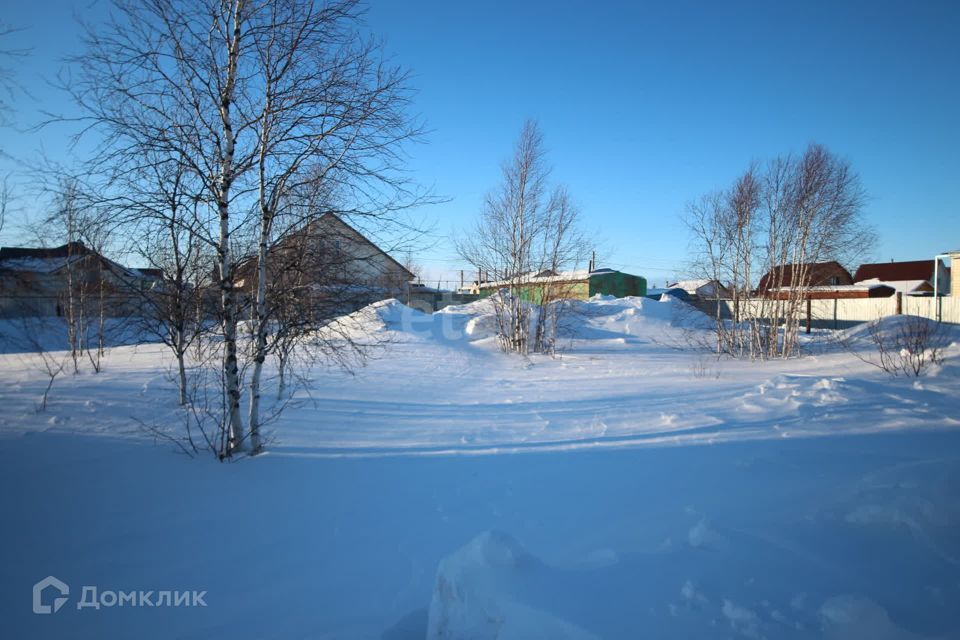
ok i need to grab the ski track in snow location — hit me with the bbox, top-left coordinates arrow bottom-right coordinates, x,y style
1,297 -> 959,639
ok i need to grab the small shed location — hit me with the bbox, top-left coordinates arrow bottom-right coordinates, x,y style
667,279 -> 732,299
587,269 -> 647,298
475,268 -> 646,302
645,287 -> 690,302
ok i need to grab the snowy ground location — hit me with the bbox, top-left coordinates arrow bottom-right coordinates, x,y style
1,296 -> 959,639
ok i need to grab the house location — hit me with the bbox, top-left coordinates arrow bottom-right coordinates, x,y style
232,213 -> 415,312
757,261 -> 853,294
667,279 -> 732,299
133,267 -> 167,285
0,242 -> 149,317
406,283 -> 480,313
474,268 -> 646,302
945,250 -> 960,297
645,286 -> 690,302
853,259 -> 949,296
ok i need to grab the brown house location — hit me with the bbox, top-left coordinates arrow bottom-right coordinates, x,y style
0,242 -> 150,317
853,259 -> 949,296
757,261 -> 853,294
232,213 -> 414,313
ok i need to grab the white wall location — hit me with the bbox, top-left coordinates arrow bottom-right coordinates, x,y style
719,295 -> 960,327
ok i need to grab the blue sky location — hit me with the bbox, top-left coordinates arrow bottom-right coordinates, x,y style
1,0 -> 958,286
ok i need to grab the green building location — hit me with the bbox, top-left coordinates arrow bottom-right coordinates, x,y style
475,268 -> 646,302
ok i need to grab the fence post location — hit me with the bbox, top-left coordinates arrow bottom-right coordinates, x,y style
833,298 -> 838,330
896,292 -> 902,315
806,298 -> 812,334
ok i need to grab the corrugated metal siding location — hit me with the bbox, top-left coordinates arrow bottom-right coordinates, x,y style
589,272 -> 647,298
716,295 -> 960,327
477,281 -> 588,302
476,271 -> 645,301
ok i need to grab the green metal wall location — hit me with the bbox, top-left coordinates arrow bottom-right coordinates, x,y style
476,281 -> 587,302
477,271 -> 646,301
588,271 -> 647,298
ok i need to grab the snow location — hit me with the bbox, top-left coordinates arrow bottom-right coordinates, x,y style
767,283 -> 893,294
856,277 -> 930,295
2,296 -> 960,638
667,278 -> 715,293
475,269 -> 603,290
0,256 -> 75,273
425,531 -> 599,640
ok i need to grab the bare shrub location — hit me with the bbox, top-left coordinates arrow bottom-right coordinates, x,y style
847,315 -> 949,377
457,120 -> 590,356
12,316 -> 69,412
685,144 -> 873,360
65,0 -> 426,458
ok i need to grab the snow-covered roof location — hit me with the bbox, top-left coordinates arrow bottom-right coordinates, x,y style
667,279 -> 729,296
131,268 -> 165,280
766,283 -> 890,293
0,256 -> 81,274
0,242 -> 139,279
477,269 -> 592,289
854,278 -> 928,294
668,279 -> 712,290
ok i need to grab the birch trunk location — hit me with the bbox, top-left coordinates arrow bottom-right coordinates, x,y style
247,207 -> 269,453
218,0 -> 245,456
175,324 -> 188,407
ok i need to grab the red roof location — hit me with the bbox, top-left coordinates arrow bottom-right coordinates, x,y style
853,260 -> 945,283
758,261 -> 852,292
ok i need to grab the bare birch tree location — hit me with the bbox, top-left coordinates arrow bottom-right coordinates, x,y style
686,143 -> 871,359
46,180 -> 85,373
64,0 -> 260,455
0,174 -> 9,238
531,187 -> 589,354
124,157 -> 210,406
458,120 -> 589,355
0,21 -> 28,127
244,0 -> 421,452
63,0 -> 424,457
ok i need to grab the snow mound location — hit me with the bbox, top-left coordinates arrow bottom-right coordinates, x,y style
563,295 -> 713,343
308,298 -> 422,344
739,374 -> 849,417
366,298 -> 426,328
435,295 -> 500,316
464,313 -> 499,340
426,531 -> 599,640
838,314 -> 958,346
332,294 -> 717,350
